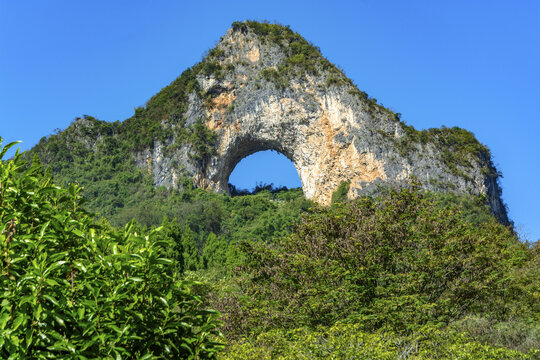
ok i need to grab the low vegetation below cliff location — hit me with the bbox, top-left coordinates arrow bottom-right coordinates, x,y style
210,185 -> 539,359
2,139 -> 538,358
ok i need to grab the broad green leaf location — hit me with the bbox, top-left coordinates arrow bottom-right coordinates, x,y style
0,140 -> 22,160
54,315 -> 65,327
39,221 -> 50,240
0,312 -> 10,330
11,314 -> 26,331
43,295 -> 59,307
43,260 -> 67,277
77,307 -> 85,320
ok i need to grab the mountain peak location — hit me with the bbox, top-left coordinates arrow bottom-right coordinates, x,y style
28,21 -> 510,226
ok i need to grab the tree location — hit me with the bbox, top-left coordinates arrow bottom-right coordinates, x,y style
182,225 -> 202,271
203,232 -> 229,269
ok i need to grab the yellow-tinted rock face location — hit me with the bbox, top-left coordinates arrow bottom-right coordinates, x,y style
203,89 -> 388,205
304,104 -> 387,205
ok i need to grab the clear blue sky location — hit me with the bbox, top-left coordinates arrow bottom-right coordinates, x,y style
1,1 -> 538,241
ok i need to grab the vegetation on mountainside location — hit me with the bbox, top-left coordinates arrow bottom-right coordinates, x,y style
207,185 -> 538,358
331,180 -> 350,204
0,139 -> 222,358
393,124 -> 494,178
188,118 -> 218,166
26,114 -> 221,224
238,20 -> 347,88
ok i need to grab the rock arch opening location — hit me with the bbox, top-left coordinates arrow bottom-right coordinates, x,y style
227,150 -> 303,194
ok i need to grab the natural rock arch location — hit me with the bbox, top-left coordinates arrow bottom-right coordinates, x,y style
218,141 -> 301,193
200,92 -> 388,206
135,21 -> 508,223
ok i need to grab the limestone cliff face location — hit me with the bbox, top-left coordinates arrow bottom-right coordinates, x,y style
133,22 -> 508,224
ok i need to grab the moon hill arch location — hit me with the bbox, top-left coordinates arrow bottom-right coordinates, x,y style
32,21 -> 509,224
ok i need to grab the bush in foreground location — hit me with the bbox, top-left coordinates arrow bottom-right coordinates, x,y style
0,139 -> 223,358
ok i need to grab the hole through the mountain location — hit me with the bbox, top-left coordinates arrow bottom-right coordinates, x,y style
228,150 -> 302,195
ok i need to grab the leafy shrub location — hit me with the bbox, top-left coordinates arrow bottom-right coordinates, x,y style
0,139 -> 223,358
203,233 -> 229,269
197,61 -> 224,79
260,67 -> 288,89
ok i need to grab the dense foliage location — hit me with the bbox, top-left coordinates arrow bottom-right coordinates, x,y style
208,185 -> 538,358
0,139 -> 223,358
4,134 -> 539,358
223,323 -> 537,359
